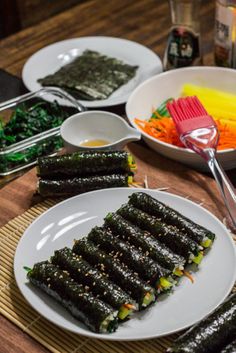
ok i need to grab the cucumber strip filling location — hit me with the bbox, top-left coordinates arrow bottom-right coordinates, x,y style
201,238 -> 213,248
118,303 -> 137,320
128,155 -> 136,170
142,292 -> 155,307
128,176 -> 133,185
192,251 -> 204,265
159,277 -> 174,290
118,305 -> 134,320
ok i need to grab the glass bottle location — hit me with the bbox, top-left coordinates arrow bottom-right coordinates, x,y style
214,0 -> 236,68
163,0 -> 202,70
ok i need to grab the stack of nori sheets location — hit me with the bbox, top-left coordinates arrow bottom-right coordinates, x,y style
38,50 -> 138,100
27,191 -> 217,334
36,150 -> 135,197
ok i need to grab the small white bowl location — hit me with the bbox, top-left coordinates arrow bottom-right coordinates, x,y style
126,66 -> 236,171
60,110 -> 141,153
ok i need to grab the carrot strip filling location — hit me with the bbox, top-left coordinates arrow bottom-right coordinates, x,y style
123,303 -> 136,310
135,117 -> 236,151
183,270 -> 194,283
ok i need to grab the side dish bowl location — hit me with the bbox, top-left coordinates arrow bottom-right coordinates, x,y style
60,110 -> 141,152
126,66 -> 236,171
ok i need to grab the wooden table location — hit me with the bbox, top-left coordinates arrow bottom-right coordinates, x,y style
0,1 -> 235,352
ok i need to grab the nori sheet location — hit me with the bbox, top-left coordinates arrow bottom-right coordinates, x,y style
38,50 -> 138,100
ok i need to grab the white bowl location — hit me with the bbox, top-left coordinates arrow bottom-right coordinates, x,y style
60,110 -> 141,153
126,66 -> 236,171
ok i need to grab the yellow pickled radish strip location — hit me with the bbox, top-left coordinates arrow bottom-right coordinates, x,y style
182,95 -> 236,118
205,108 -> 236,122
182,84 -> 236,102
194,98 -> 236,113
182,84 -> 236,121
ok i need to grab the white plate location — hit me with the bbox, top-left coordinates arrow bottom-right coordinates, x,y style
14,188 -> 236,341
22,37 -> 162,108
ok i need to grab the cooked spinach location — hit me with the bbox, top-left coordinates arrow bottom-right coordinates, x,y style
0,101 -> 70,174
0,136 -> 63,173
0,101 -> 68,148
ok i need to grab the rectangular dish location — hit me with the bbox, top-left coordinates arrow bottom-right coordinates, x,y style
0,87 -> 84,175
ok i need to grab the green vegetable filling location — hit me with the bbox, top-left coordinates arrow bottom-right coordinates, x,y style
118,306 -> 132,320
159,277 -> 173,289
201,238 -> 212,248
142,292 -> 155,307
128,175 -> 133,185
192,251 -> 204,265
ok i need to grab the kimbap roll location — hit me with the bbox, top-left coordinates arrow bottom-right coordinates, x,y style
37,150 -> 135,178
168,293 -> 236,353
87,226 -> 173,291
104,212 -> 185,276
219,339 -> 236,353
129,192 -> 215,248
117,204 -> 203,265
38,174 -> 132,197
51,247 -> 137,320
72,238 -> 155,309
26,261 -> 118,333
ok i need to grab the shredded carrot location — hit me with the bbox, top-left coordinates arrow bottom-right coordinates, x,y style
183,270 -> 194,283
134,117 -> 236,151
215,119 -> 236,150
123,303 -> 136,310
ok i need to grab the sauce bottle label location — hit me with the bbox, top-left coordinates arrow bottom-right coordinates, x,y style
215,4 -> 236,67
165,27 -> 201,69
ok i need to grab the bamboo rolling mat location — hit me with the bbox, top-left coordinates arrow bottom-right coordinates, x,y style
0,199 -> 176,353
